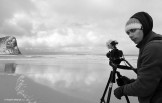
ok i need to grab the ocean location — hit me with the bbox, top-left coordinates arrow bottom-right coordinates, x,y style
0,54 -> 138,103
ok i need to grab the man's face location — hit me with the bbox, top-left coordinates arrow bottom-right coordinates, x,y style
126,29 -> 144,44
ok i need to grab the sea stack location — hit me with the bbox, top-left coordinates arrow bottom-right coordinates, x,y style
0,36 -> 21,55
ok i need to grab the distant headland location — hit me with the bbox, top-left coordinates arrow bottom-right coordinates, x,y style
0,36 -> 21,55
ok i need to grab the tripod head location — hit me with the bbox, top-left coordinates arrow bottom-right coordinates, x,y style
106,40 -> 137,73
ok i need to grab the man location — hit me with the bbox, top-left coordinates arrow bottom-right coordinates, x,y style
114,11 -> 162,103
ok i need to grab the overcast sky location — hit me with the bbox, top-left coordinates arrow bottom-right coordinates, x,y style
0,0 -> 162,55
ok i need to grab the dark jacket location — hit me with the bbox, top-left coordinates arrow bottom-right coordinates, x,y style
123,31 -> 162,103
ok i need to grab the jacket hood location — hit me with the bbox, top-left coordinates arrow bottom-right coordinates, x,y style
131,12 -> 153,37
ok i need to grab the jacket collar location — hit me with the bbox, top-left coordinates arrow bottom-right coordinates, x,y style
136,31 -> 158,49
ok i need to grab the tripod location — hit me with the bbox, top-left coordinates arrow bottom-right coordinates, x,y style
100,58 -> 136,103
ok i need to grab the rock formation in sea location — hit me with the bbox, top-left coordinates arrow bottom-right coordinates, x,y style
0,36 -> 21,55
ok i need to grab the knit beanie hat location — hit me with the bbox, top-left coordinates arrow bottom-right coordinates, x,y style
126,12 -> 153,37
125,18 -> 142,33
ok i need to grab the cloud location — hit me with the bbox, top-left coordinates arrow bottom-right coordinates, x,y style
0,0 -> 35,25
18,28 -> 105,50
0,0 -> 162,54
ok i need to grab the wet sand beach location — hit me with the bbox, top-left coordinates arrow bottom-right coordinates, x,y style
0,55 -> 138,103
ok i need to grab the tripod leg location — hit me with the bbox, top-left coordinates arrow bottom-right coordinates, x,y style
106,82 -> 113,103
100,71 -> 113,103
106,70 -> 116,103
124,95 -> 130,103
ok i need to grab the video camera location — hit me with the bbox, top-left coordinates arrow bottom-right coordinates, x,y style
106,40 -> 123,65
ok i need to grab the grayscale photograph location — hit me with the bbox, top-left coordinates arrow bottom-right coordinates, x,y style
0,0 -> 162,103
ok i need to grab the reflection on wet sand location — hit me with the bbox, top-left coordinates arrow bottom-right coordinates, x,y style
0,63 -> 105,103
0,63 -> 16,74
0,63 -> 37,103
4,63 -> 16,73
0,55 -> 138,103
15,64 -> 105,103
